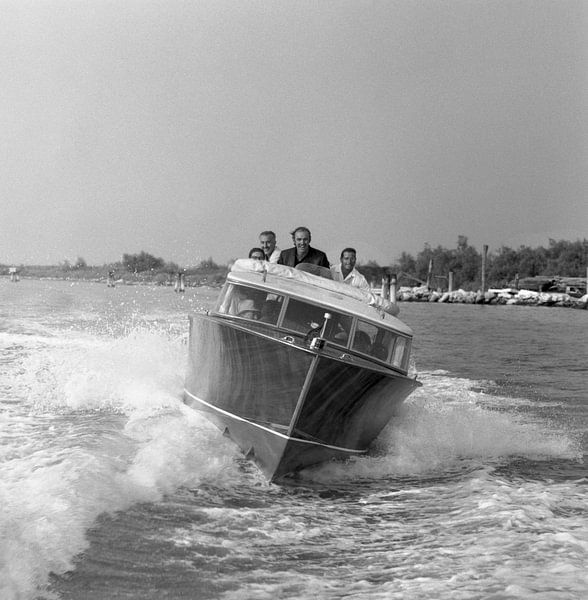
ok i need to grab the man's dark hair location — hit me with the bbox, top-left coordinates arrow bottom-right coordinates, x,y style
291,226 -> 311,242
340,247 -> 357,259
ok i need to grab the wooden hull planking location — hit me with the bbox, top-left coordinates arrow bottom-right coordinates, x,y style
183,314 -> 419,481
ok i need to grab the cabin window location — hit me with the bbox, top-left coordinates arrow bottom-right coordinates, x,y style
282,298 -> 352,346
352,320 -> 410,369
391,336 -> 408,370
216,284 -> 284,324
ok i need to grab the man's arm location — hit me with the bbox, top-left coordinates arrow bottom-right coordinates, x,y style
356,273 -> 371,291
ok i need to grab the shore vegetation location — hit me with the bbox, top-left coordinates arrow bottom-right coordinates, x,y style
1,238 -> 586,293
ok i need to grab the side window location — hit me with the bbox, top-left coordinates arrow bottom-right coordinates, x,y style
352,321 -> 395,363
391,337 -> 409,370
216,284 -> 236,314
371,328 -> 393,362
259,294 -> 284,325
352,321 -> 378,355
325,313 -> 353,347
216,284 -> 283,323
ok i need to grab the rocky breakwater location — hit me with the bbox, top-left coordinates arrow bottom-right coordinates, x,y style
396,286 -> 588,309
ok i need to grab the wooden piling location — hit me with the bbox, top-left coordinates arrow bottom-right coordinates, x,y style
481,245 -> 488,293
381,273 -> 391,300
390,273 -> 397,304
174,272 -> 186,293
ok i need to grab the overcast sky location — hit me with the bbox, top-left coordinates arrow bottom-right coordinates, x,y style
1,1 -> 586,267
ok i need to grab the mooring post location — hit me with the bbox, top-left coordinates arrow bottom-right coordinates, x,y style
481,245 -> 488,293
448,271 -> 454,293
390,273 -> 397,304
381,273 -> 391,300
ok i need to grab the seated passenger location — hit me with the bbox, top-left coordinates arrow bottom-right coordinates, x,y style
248,247 -> 266,261
330,248 -> 370,290
236,298 -> 261,320
259,231 -> 281,263
226,286 -> 264,319
278,226 -> 330,268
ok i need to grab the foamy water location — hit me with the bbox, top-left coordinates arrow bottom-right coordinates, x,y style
0,280 -> 586,599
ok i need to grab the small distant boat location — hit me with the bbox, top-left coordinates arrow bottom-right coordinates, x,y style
183,260 -> 420,482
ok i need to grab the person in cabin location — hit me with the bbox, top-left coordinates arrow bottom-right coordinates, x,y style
277,226 -> 330,268
236,298 -> 261,320
248,247 -> 266,261
259,231 -> 281,263
228,286 -> 264,319
330,247 -> 370,291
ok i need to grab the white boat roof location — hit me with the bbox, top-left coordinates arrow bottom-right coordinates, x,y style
228,259 -> 414,337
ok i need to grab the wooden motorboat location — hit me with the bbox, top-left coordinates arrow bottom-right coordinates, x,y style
183,259 -> 420,482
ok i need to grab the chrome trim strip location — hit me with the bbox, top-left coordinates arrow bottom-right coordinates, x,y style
183,389 -> 366,455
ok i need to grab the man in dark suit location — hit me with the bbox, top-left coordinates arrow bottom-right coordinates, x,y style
278,226 -> 330,268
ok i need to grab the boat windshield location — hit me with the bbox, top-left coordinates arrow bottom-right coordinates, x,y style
352,319 -> 411,370
216,284 -> 285,325
216,284 -> 352,345
281,298 -> 353,346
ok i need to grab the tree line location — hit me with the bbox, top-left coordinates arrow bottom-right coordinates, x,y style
6,238 -> 585,290
120,238 -> 586,291
366,236 -> 587,291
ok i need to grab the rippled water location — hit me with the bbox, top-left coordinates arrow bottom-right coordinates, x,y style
0,279 -> 586,600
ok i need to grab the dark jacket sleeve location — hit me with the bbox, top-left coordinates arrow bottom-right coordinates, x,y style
317,251 -> 330,268
277,248 -> 294,266
309,247 -> 330,268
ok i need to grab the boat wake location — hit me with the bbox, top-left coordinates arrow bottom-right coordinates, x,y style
298,370 -> 582,484
1,329 -> 582,600
1,327 -> 241,600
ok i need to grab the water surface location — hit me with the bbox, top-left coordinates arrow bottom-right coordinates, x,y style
0,279 -> 586,599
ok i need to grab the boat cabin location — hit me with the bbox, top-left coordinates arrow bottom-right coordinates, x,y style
211,262 -> 414,374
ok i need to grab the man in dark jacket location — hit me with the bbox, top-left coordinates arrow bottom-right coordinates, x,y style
278,226 -> 330,268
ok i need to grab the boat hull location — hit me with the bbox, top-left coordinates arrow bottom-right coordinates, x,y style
183,314 -> 419,481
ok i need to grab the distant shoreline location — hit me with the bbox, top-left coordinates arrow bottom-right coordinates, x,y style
2,265 -> 228,288
5,273 -> 586,310
2,273 -> 223,289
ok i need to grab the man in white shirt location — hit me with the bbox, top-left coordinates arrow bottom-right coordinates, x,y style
330,248 -> 370,291
259,230 -> 281,263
